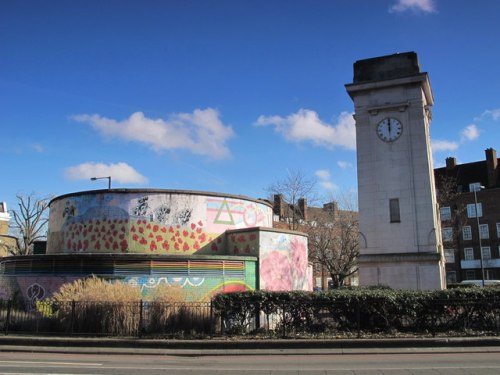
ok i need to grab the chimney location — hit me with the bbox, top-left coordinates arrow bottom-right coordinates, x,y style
485,148 -> 498,187
323,201 -> 338,218
445,157 -> 457,171
298,198 -> 308,221
273,194 -> 285,219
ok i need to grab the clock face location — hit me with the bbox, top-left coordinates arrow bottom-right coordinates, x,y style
377,117 -> 402,142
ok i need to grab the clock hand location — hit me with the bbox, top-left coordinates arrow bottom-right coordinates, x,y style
388,119 -> 391,135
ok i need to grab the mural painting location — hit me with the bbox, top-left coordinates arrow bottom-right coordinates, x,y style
0,276 -> 79,308
259,232 -> 312,291
0,189 -> 312,304
47,191 -> 272,256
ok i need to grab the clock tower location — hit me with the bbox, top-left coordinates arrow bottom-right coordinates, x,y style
345,52 -> 445,290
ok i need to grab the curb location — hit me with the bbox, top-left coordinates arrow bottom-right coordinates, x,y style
0,336 -> 499,356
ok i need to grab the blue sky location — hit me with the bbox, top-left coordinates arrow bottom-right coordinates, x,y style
2,0 -> 500,210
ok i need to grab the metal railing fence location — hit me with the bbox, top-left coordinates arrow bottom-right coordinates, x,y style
1,298 -> 499,338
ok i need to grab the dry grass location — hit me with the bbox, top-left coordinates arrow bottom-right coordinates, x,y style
53,276 -> 141,303
146,284 -> 211,336
51,276 -> 141,335
49,277 -> 211,336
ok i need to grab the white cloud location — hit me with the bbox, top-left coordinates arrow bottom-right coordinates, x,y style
432,140 -> 459,153
64,162 -> 148,185
31,143 -> 44,153
255,110 -> 356,150
389,0 -> 436,13
315,169 -> 331,180
72,108 -> 234,159
433,123 -> 480,154
337,161 -> 353,170
320,181 -> 337,191
460,124 -> 479,142
315,169 -> 337,191
475,109 -> 500,121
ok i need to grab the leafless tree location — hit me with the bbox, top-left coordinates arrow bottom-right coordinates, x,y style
306,191 -> 359,288
9,193 -> 51,255
436,175 -> 467,260
266,170 -> 317,230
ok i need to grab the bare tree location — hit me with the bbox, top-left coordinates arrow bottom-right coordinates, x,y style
306,192 -> 359,288
9,193 -> 51,255
435,175 -> 467,262
266,170 -> 317,230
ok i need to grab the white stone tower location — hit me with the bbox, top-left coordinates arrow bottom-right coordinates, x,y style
345,52 -> 445,290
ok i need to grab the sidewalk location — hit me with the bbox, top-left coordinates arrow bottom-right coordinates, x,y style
1,335 -> 499,356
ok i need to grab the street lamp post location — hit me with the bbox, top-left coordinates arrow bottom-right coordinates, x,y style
473,185 -> 485,288
90,176 -> 112,189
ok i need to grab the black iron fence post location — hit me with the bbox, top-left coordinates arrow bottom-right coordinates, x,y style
70,300 -> 76,334
282,302 -> 286,338
138,299 -> 143,337
4,299 -> 12,335
210,300 -> 214,337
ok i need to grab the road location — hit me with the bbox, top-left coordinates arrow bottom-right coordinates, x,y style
0,351 -> 500,374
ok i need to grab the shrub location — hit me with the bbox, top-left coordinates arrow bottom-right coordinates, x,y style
146,285 -> 212,336
211,287 -> 500,337
49,276 -> 142,335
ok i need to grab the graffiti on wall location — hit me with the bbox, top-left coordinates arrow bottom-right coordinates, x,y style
259,233 -> 312,292
206,198 -> 271,232
125,276 -> 205,292
226,230 -> 259,256
48,192 -> 272,255
0,258 -> 258,303
0,276 -> 79,306
26,283 -> 45,310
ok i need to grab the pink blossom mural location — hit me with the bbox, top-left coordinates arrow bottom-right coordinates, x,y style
260,251 -> 293,291
259,232 -> 311,291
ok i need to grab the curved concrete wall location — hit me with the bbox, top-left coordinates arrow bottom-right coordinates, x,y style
47,189 -> 273,255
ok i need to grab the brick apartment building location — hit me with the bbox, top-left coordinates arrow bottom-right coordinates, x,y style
435,148 -> 500,284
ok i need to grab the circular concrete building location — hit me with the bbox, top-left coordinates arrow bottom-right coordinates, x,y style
0,189 -> 311,303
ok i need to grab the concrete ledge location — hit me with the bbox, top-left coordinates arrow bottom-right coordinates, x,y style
0,336 -> 499,356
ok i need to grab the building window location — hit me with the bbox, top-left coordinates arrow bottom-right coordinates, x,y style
481,246 -> 491,260
464,247 -> 474,260
479,224 -> 489,239
496,223 -> 500,238
440,207 -> 451,221
467,203 -> 482,218
389,198 -> 400,223
469,182 -> 481,192
462,226 -> 472,240
446,271 -> 457,284
444,249 -> 455,263
442,227 -> 453,242
466,270 -> 476,280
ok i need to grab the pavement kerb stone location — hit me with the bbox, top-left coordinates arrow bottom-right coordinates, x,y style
0,335 -> 499,356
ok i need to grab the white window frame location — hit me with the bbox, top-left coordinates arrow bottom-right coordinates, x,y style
464,247 -> 474,260
440,207 -> 451,221
479,224 -> 489,239
462,226 -> 472,240
442,227 -> 453,242
481,246 -> 491,260
446,271 -> 457,284
444,249 -> 455,263
469,182 -> 481,192
467,203 -> 482,218
496,223 -> 500,238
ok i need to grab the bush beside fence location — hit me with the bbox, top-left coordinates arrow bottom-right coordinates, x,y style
1,287 -> 499,338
